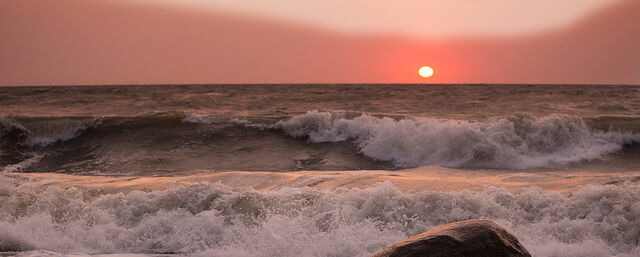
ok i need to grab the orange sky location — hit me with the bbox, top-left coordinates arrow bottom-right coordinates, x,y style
0,0 -> 639,85
119,0 -> 625,38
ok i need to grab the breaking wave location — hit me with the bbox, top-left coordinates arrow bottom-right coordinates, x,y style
274,111 -> 640,169
0,116 -> 100,147
1,111 -> 640,173
0,175 -> 639,257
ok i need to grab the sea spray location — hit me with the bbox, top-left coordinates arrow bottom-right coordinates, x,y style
276,111 -> 640,169
2,112 -> 640,173
1,174 -> 639,257
0,116 -> 101,147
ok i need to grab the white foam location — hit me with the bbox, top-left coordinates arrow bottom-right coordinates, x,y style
182,114 -> 221,125
0,153 -> 43,173
0,116 -> 101,147
1,175 -> 639,257
276,111 -> 640,169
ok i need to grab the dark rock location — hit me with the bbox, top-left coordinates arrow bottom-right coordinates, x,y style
0,232 -> 34,252
372,219 -> 531,257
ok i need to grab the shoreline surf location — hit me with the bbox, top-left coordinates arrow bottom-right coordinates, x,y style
2,167 -> 640,257
2,84 -> 640,256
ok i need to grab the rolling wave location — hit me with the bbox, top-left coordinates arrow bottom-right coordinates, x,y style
274,111 -> 640,169
0,116 -> 101,147
1,111 -> 640,173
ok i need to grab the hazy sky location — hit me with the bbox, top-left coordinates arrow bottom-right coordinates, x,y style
127,0 -> 624,38
1,0 -> 638,85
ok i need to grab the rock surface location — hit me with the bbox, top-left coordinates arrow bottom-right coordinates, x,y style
371,219 -> 531,257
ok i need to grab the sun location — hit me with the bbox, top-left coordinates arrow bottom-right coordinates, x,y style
418,66 -> 434,78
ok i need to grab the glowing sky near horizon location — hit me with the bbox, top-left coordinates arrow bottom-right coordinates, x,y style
1,0 -> 638,85
120,0 -> 623,38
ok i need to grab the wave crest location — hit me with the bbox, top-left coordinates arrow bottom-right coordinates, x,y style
276,111 -> 640,169
2,112 -> 640,172
1,116 -> 101,147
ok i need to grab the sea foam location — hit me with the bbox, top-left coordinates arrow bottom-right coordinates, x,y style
0,116 -> 100,147
3,112 -> 640,173
275,111 -> 640,169
0,174 -> 639,257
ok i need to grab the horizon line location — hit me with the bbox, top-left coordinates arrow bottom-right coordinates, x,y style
2,83 -> 639,88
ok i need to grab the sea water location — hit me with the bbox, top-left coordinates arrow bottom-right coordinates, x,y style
1,84 -> 640,256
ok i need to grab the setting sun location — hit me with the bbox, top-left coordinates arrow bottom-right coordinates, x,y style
418,66 -> 434,78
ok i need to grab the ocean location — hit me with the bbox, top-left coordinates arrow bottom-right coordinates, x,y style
1,84 -> 640,256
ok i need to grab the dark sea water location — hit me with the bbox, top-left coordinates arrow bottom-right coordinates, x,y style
2,84 -> 640,174
1,84 -> 640,256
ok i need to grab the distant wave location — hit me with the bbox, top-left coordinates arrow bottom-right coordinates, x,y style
2,111 -> 640,173
1,175 -> 639,257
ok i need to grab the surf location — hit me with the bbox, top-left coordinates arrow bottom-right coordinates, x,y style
1,173 -> 639,257
1,111 -> 640,174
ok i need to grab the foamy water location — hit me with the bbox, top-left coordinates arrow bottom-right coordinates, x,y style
275,111 -> 640,169
1,111 -> 640,174
1,173 -> 639,257
2,84 -> 640,256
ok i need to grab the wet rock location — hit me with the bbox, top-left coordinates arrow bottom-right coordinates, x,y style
0,234 -> 31,252
372,219 -> 531,257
